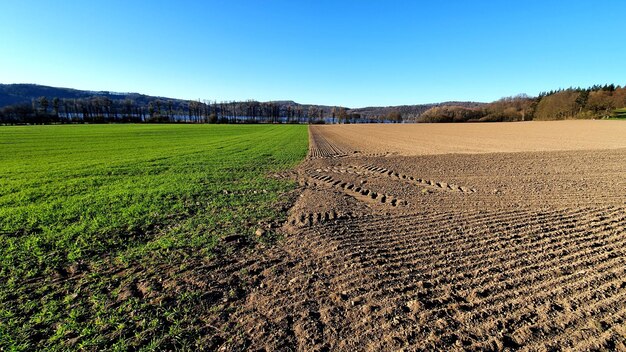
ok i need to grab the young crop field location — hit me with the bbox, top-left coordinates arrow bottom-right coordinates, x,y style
0,124 -> 307,350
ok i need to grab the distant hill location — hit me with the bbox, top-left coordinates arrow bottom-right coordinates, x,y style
0,84 -> 173,108
0,83 -> 481,120
350,102 -> 485,120
2,83 -> 622,125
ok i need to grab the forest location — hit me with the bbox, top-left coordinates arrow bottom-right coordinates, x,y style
416,84 -> 626,123
0,84 -> 624,124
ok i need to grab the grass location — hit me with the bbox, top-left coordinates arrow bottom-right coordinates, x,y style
609,108 -> 626,119
0,124 -> 308,350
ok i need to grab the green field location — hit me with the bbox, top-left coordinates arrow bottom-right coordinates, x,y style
0,124 -> 308,350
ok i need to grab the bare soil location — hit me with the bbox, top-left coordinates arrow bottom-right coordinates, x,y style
313,120 -> 626,156
216,121 -> 626,350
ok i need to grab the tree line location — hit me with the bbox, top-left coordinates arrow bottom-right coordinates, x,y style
0,97 -> 340,125
0,96 -> 342,124
0,96 -> 409,125
414,84 -> 626,123
1,84 -> 624,125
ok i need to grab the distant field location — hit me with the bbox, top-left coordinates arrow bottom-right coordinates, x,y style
0,124 -> 307,350
312,120 -> 626,156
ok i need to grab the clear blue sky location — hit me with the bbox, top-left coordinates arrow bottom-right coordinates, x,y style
1,1 -> 625,107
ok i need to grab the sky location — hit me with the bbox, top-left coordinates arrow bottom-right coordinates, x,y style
1,1 -> 625,108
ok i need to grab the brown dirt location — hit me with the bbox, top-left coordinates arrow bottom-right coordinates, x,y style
217,121 -> 626,351
313,120 -> 626,156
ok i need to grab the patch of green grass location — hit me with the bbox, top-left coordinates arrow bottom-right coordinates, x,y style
609,108 -> 626,119
0,124 -> 308,350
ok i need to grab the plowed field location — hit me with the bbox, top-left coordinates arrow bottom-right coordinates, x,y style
212,121 -> 626,351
